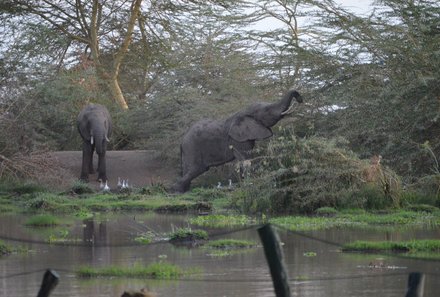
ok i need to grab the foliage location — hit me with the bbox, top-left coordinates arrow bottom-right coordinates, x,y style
70,181 -> 94,195
233,134 -> 401,214
77,262 -> 197,279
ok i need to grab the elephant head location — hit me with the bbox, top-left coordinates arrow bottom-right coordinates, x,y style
173,89 -> 303,193
227,90 -> 303,142
77,103 -> 112,182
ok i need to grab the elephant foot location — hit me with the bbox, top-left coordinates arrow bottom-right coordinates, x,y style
79,176 -> 89,183
170,180 -> 190,193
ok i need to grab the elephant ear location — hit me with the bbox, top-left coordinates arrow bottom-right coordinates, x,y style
229,116 -> 273,142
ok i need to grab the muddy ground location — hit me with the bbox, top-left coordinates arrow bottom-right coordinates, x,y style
48,150 -> 179,190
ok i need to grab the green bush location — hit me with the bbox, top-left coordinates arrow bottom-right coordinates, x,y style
71,180 -> 94,195
235,136 -> 371,214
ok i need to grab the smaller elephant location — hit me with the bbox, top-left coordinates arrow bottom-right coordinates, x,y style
77,103 -> 112,182
173,89 -> 303,193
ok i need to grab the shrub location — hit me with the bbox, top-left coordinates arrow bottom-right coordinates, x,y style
235,134 -> 402,214
71,180 -> 94,195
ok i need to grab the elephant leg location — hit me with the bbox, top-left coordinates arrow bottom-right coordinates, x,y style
96,152 -> 107,182
173,166 -> 208,193
80,142 -> 93,182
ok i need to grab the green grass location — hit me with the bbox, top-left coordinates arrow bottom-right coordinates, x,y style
204,239 -> 257,249
169,228 -> 208,241
189,214 -> 255,228
0,188 -> 209,215
77,262 -> 198,279
342,240 -> 440,253
25,214 -> 61,226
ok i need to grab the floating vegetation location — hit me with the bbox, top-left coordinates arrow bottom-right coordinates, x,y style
271,210 -> 440,231
189,214 -> 254,228
202,239 -> 258,257
47,229 -> 80,244
342,240 -> 440,254
134,231 -> 157,244
0,240 -> 28,255
169,227 -> 208,242
204,239 -> 257,249
77,262 -> 199,279
25,214 -> 62,226
303,251 -> 317,257
0,240 -> 12,256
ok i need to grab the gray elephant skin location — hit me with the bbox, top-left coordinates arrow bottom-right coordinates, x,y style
173,89 -> 303,193
77,103 -> 112,182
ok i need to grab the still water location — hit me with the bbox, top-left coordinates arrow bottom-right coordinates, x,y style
0,213 -> 439,297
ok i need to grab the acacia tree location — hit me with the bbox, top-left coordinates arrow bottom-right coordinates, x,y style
1,0 -> 143,110
246,0 -> 440,178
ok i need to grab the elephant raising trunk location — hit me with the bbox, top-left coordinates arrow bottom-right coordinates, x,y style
77,103 -> 112,182
173,89 -> 303,193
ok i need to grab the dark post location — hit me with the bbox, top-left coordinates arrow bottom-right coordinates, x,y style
258,224 -> 291,297
37,269 -> 59,297
405,272 -> 425,297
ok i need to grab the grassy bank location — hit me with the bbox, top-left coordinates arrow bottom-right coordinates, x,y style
0,182 -> 212,216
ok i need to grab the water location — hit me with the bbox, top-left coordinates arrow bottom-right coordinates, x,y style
0,213 -> 439,297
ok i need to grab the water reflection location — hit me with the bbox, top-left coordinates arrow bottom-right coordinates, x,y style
0,213 -> 439,297
82,219 -> 108,246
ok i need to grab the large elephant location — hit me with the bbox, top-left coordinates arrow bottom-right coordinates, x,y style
173,89 -> 303,193
77,103 -> 112,182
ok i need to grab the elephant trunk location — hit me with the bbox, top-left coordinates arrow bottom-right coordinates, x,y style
280,90 -> 303,115
92,131 -> 107,155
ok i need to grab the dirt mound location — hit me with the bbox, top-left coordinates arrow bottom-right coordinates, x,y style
49,150 -> 178,190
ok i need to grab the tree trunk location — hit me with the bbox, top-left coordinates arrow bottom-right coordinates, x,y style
90,0 -> 143,110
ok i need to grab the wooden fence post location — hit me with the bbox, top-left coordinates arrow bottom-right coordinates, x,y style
37,269 -> 59,297
405,272 -> 425,297
258,224 -> 291,297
